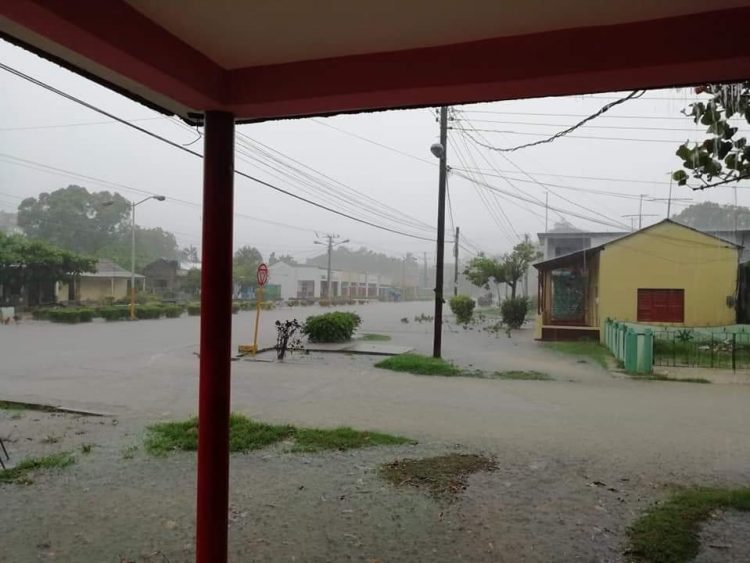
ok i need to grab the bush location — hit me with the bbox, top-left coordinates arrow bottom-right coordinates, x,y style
260,301 -> 275,311
187,303 -> 200,316
47,308 -> 94,323
164,304 -> 184,318
31,308 -> 52,320
287,299 -> 299,307
449,295 -> 475,324
501,297 -> 529,329
231,302 -> 240,314
99,306 -> 130,321
135,304 -> 164,320
302,311 -> 362,343
319,299 -> 331,307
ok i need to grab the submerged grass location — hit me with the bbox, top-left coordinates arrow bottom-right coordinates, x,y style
379,453 -> 497,498
627,487 -> 750,563
359,333 -> 392,341
632,374 -> 711,384
546,341 -> 611,368
374,354 -> 462,376
0,452 -> 75,484
493,370 -> 552,381
145,414 -> 412,456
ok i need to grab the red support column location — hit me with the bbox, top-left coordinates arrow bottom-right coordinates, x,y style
196,111 -> 235,563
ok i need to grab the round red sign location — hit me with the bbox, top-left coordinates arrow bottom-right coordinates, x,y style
256,263 -> 269,287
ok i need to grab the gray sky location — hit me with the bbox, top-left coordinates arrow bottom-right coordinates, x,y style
1,39 -> 748,265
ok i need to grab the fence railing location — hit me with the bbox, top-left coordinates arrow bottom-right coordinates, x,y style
652,329 -> 750,370
603,319 -> 653,374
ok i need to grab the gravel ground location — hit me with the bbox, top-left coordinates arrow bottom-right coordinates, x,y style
0,409 -> 666,563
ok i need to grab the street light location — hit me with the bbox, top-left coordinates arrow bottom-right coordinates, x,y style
129,195 -> 166,319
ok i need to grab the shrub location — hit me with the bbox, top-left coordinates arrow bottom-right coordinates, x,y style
449,295 -> 475,324
260,301 -> 275,311
164,304 -> 184,318
98,306 -> 130,321
135,304 -> 164,320
302,311 -> 362,343
287,299 -> 299,307
231,302 -> 240,314
501,297 -> 529,329
318,299 -> 331,307
187,303 -> 200,316
31,308 -> 51,320
47,308 -> 94,323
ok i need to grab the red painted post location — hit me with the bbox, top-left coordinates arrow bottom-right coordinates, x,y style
196,111 -> 235,563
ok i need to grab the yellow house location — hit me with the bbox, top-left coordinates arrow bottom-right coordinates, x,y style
533,220 -> 740,341
57,259 -> 145,303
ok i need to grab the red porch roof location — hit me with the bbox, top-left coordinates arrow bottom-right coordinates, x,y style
2,1 -> 749,122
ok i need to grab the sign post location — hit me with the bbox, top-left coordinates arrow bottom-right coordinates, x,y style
251,263 -> 269,356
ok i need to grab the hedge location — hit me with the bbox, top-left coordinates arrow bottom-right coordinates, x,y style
47,308 -> 94,324
134,304 -> 164,320
99,306 -> 130,321
187,303 -> 200,316
164,304 -> 185,318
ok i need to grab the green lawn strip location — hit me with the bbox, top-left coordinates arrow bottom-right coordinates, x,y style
631,375 -> 711,384
546,341 -> 611,368
359,333 -> 392,341
492,370 -> 552,381
627,487 -> 750,563
379,453 -> 497,498
0,400 -> 59,412
0,452 -> 76,484
145,414 -> 412,456
374,354 -> 462,376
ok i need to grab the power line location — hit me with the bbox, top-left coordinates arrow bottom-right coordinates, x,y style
458,110 -> 691,120
460,118 -> 731,133
455,91 -> 645,152
0,61 -> 439,243
454,127 -> 706,145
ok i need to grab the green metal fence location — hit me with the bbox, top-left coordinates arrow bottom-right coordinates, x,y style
652,329 -> 750,370
603,319 -> 653,374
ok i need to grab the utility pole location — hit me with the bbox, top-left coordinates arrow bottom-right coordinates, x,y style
423,251 -> 428,289
545,192 -> 549,232
314,233 -> 348,298
453,226 -> 460,296
638,194 -> 645,229
431,106 -> 449,358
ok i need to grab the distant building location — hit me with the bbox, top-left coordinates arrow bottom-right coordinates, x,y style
0,211 -> 21,235
269,261 -> 392,300
534,220 -> 739,341
143,258 -> 183,296
57,259 -> 144,303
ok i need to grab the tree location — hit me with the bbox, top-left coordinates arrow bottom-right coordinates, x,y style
180,245 -> 200,263
182,268 -> 201,297
233,246 -> 263,285
0,233 -> 96,306
268,252 -> 298,266
464,237 -> 541,300
672,202 -> 750,230
17,185 -> 130,255
16,185 -> 180,271
673,83 -> 750,190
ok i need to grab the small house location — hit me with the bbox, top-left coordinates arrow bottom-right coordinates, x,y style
533,220 -> 740,341
57,259 -> 144,303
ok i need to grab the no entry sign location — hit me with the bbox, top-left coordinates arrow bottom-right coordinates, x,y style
256,263 -> 269,287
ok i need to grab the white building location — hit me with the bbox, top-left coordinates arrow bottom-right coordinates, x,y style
268,262 -> 392,300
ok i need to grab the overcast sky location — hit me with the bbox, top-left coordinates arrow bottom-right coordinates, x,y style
2,39 -> 749,265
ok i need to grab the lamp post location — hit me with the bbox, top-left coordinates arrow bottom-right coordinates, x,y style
129,195 -> 165,319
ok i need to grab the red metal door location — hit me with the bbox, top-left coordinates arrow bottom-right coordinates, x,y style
637,289 -> 684,323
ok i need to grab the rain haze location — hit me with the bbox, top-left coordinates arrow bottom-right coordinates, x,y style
2,38 -> 747,264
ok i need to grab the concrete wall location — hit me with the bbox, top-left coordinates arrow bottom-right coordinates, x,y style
598,221 -> 738,330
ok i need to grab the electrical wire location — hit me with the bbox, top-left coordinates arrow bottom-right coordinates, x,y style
0,62 -> 440,243
456,91 -> 645,152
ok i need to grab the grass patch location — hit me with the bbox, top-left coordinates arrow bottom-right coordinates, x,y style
379,453 -> 497,498
632,374 -> 711,384
546,341 -> 611,368
0,400 -> 59,412
145,414 -> 412,456
493,370 -> 552,381
0,452 -> 75,484
374,353 -> 462,376
627,487 -> 750,563
359,333 -> 392,341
